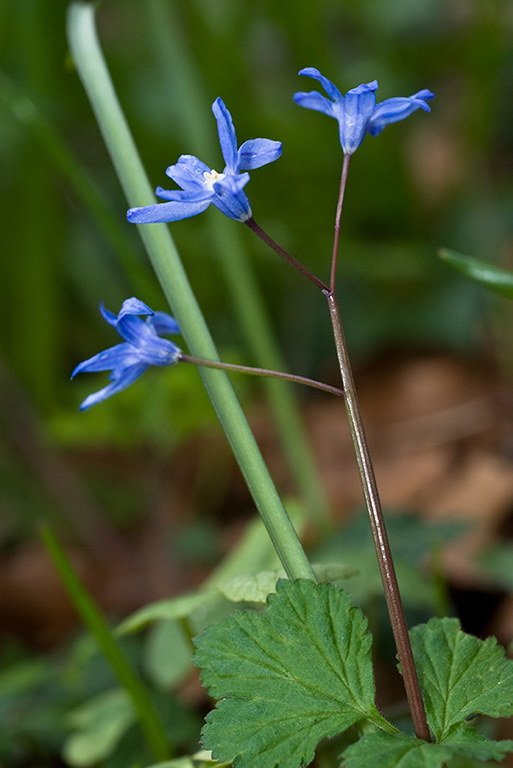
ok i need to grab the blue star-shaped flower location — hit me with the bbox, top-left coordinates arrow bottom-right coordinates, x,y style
293,68 -> 434,155
71,298 -> 182,411
127,98 -> 281,224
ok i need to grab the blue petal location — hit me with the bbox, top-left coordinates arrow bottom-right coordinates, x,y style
411,89 -> 435,102
118,297 -> 153,320
116,312 -> 156,346
212,173 -> 252,221
212,98 -> 239,173
127,198 -> 212,224
367,93 -> 434,137
237,139 -> 282,171
115,311 -> 181,364
293,90 -> 336,117
137,337 -> 181,366
78,364 -> 149,411
99,303 -> 118,328
165,155 -> 211,189
298,67 -> 344,102
339,81 -> 378,154
148,312 -> 181,336
155,186 -> 212,203
71,343 -> 137,378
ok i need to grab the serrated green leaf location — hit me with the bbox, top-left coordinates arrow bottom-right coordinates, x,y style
217,563 -> 358,604
410,618 -> 513,741
194,579 -> 381,768
343,725 -> 513,768
439,249 -> 513,300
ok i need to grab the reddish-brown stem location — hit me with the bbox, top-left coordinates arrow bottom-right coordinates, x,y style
245,217 -> 329,293
326,153 -> 430,742
179,353 -> 344,398
330,153 -> 351,292
326,293 -> 429,741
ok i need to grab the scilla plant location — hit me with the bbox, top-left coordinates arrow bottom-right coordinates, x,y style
67,4 -> 513,767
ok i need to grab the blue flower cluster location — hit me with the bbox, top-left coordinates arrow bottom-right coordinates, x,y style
71,298 -> 182,411
127,70 -> 433,227
75,69 -> 434,409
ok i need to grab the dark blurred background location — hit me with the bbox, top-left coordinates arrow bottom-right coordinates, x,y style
1,0 -> 513,765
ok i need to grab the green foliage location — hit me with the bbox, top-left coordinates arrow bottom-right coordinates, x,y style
146,751 -> 231,768
217,562 -> 358,603
0,633 -> 200,768
410,618 -> 513,742
194,579 -> 385,768
343,727 -> 513,768
439,250 -> 513,300
194,585 -> 513,768
63,688 -> 136,767
314,511 -> 466,611
42,526 -> 171,760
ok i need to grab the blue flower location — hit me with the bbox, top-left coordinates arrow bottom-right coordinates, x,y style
293,68 -> 434,155
71,298 -> 182,411
127,98 -> 281,224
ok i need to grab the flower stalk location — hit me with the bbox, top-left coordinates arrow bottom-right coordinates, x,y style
179,353 -> 344,398
245,217 -> 329,292
325,290 -> 430,742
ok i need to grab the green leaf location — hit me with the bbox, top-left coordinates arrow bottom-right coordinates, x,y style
217,562 -> 358,604
143,619 -> 192,689
439,249 -> 513,300
116,591 -> 218,635
343,726 -> 513,768
63,689 -> 135,767
194,579 -> 382,768
410,618 -> 513,741
145,751 -> 231,768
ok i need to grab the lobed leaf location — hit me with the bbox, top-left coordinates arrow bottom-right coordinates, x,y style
194,579 -> 380,768
343,726 -> 513,768
410,618 -> 513,742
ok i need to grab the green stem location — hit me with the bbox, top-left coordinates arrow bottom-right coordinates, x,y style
179,353 -> 344,397
41,526 -> 170,761
66,1 -> 314,582
148,0 -> 331,529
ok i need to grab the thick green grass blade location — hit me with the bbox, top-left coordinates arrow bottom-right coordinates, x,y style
66,1 -> 314,582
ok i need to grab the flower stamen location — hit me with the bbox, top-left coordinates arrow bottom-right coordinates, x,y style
203,169 -> 226,191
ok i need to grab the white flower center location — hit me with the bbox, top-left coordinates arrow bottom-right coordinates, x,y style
203,169 -> 225,191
